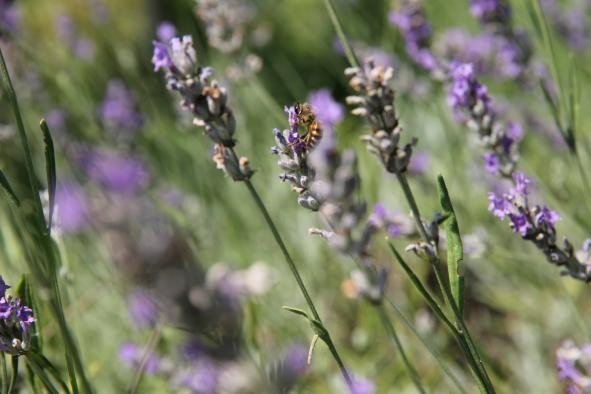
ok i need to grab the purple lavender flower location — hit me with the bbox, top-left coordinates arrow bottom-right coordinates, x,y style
119,343 -> 161,374
174,359 -> 218,393
508,212 -> 531,236
556,341 -> 591,392
483,152 -> 501,174
368,203 -> 414,238
85,150 -> 150,195
55,182 -> 89,233
151,41 -> 173,71
447,63 -> 490,115
407,151 -> 430,175
0,0 -> 19,33
156,21 -> 177,43
535,206 -> 560,229
511,171 -> 530,197
389,1 -> 438,71
99,80 -> 143,132
349,375 -> 375,394
0,277 -> 35,356
54,14 -> 96,60
308,88 -> 344,132
470,0 -> 510,25
542,0 -> 589,51
128,289 -> 159,329
487,192 -> 510,219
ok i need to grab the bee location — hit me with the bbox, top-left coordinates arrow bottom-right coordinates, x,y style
292,102 -> 323,154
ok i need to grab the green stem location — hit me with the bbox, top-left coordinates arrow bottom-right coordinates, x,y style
1,354 -> 7,394
0,47 -> 92,394
8,356 -> 18,394
377,305 -> 427,394
321,0 -> 360,68
236,162 -> 351,387
127,327 -> 162,394
386,299 -> 467,394
395,173 -> 495,393
388,243 -> 488,393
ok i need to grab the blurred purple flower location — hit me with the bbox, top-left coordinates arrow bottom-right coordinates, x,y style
389,2 -> 437,71
308,88 -> 344,131
44,109 -> 67,132
447,62 -> 490,117
483,152 -> 501,174
99,80 -> 143,132
0,277 -> 35,355
535,206 -> 560,229
152,41 -> 172,71
0,0 -> 20,33
541,0 -> 589,51
85,150 -> 150,195
508,212 -> 531,236
54,14 -> 96,60
511,172 -> 530,197
470,0 -> 510,25
128,289 -> 159,329
407,151 -> 430,175
156,21 -> 176,43
487,192 -> 510,219
55,182 -> 89,233
175,359 -> 218,394
119,343 -> 161,374
350,375 -> 375,394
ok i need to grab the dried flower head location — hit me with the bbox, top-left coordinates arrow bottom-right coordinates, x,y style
346,59 -> 415,174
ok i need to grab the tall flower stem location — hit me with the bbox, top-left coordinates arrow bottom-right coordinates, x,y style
0,47 -> 92,393
235,150 -> 352,387
395,173 -> 495,393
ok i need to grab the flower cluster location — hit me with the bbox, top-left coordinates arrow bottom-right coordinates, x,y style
0,276 -> 35,356
488,173 -> 590,281
469,0 -> 534,83
194,0 -> 255,54
271,104 -> 321,211
447,62 -> 521,176
152,35 -> 252,181
389,0 -> 438,72
436,29 -> 530,80
346,59 -> 415,174
556,340 -> 591,393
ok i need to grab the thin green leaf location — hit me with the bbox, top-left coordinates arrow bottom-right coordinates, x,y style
27,352 -> 70,394
437,175 -> 464,316
39,120 -> 56,234
282,306 -> 310,319
387,242 -> 455,332
0,170 -> 20,207
9,356 -> 18,394
26,356 -> 59,394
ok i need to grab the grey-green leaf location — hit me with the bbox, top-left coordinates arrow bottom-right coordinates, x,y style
437,175 -> 464,316
0,170 -> 20,206
40,119 -> 57,234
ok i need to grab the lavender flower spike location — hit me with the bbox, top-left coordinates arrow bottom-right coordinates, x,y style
346,58 -> 415,174
152,34 -> 252,181
447,62 -> 520,177
271,104 -> 321,211
0,276 -> 36,356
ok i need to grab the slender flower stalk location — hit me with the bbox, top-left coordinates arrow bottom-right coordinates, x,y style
0,48 -> 93,393
152,34 -> 351,387
342,53 -> 495,393
271,97 -> 427,392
